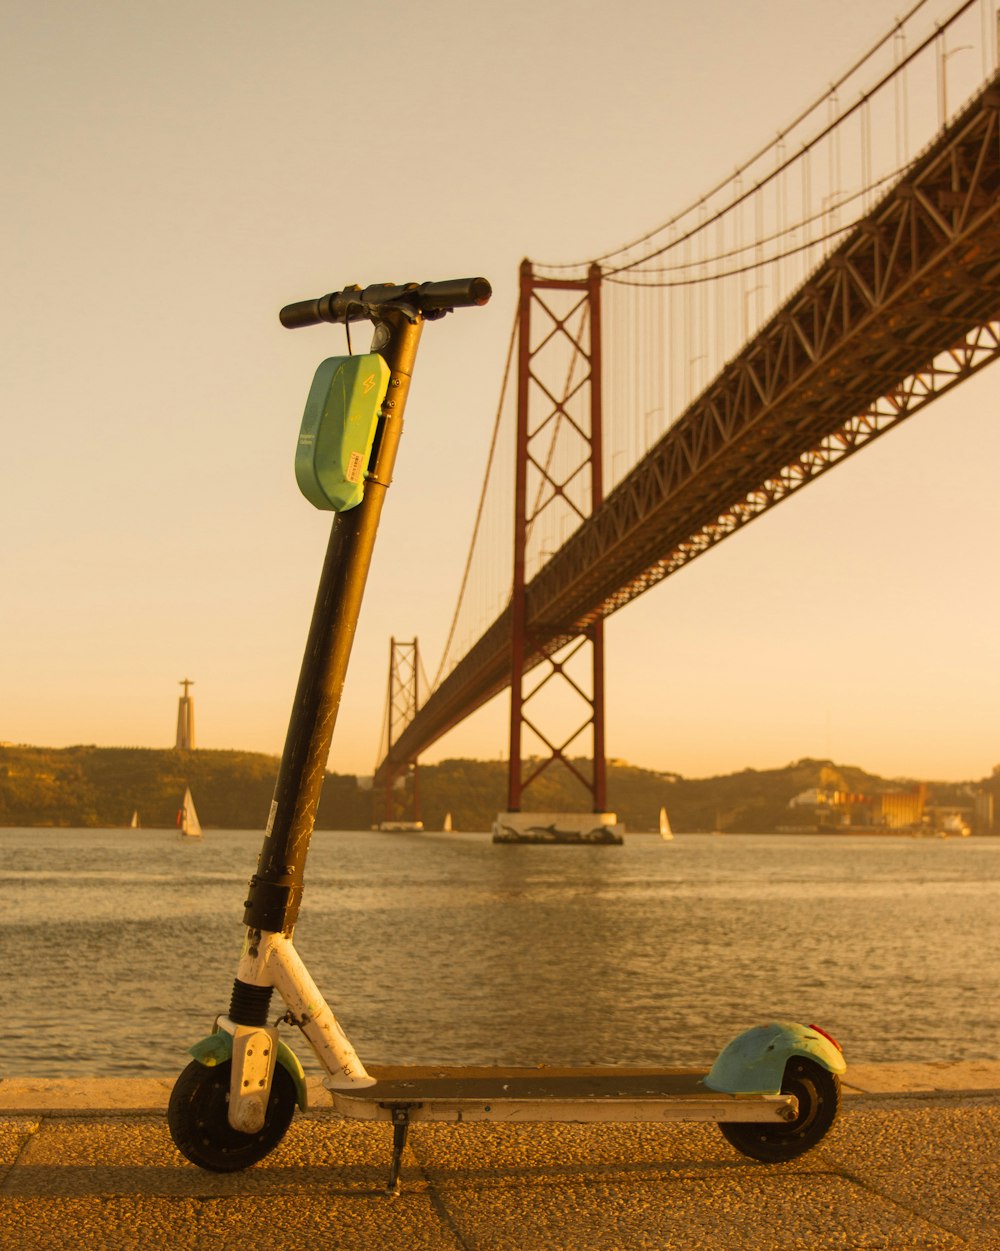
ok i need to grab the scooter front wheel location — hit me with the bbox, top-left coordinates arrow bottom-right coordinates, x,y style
168,1059 -> 296,1172
718,1056 -> 841,1163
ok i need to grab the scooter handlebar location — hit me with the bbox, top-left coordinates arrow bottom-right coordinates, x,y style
280,277 -> 491,328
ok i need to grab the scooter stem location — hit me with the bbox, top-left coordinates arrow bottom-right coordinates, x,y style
243,309 -> 423,935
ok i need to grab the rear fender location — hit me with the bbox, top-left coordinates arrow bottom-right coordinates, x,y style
704,1021 -> 846,1095
188,1028 -> 309,1112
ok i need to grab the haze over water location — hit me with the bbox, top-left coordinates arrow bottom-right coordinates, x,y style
4,828 -> 997,1079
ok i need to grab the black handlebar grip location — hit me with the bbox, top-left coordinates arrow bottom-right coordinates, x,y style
416,277 -> 492,309
279,295 -> 338,329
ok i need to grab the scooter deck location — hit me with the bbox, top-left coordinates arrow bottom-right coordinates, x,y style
330,1065 -> 797,1125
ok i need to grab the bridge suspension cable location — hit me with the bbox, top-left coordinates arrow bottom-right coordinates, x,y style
431,307 -> 518,692
604,176 -> 903,288
542,0 -> 956,276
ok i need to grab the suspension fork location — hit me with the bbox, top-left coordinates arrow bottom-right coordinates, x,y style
223,309 -> 424,1117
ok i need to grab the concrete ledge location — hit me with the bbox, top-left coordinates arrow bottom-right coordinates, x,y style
1,1063 -> 998,1114
841,1059 -> 1000,1095
0,1076 -> 336,1115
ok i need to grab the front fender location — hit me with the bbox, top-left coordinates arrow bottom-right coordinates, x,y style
188,1030 -> 309,1112
704,1021 -> 846,1095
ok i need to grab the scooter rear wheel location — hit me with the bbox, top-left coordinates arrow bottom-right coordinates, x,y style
718,1056 -> 840,1163
168,1058 -> 296,1172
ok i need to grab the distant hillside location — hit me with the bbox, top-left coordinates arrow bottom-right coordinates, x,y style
0,744 -> 990,832
0,745 -> 368,830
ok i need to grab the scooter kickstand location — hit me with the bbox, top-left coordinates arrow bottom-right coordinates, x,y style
386,1106 -> 411,1196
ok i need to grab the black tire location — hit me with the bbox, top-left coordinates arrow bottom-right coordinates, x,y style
718,1056 -> 841,1163
167,1058 -> 297,1172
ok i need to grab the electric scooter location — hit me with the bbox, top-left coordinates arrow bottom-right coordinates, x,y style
166,277 -> 846,1194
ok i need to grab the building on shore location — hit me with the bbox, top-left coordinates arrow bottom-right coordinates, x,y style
787,783 -> 928,831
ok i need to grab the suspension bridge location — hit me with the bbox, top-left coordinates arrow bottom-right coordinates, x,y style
374,0 -> 1000,827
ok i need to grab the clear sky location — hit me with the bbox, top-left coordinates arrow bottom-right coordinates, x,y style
3,0 -> 998,785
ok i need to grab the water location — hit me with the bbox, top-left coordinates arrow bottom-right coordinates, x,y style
2,828 -> 998,1078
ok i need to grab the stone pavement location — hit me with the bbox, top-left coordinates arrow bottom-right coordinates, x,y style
1,1063 -> 998,1250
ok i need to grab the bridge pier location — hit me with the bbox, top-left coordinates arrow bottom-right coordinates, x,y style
492,811 -> 623,845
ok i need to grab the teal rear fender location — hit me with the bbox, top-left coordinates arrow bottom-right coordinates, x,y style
704,1021 -> 846,1095
188,1030 -> 309,1112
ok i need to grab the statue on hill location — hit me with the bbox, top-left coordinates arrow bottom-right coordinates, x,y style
176,679 -> 195,751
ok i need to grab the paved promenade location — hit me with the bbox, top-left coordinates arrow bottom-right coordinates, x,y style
1,1063 -> 998,1250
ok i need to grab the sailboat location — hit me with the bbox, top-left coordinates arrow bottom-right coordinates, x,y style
177,787 -> 203,839
658,806 -> 674,841
443,811 -> 453,833
129,810 -> 140,829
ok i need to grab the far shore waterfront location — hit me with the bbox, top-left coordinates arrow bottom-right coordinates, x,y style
3,744 -> 997,837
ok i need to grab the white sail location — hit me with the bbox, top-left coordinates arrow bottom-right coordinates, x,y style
178,787 -> 202,838
443,811 -> 453,833
659,806 -> 673,840
129,810 -> 140,829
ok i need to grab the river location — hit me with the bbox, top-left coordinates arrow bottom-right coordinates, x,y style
2,828 -> 997,1078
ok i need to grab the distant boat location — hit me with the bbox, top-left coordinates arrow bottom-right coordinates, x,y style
939,814 -> 971,838
443,811 -> 453,833
658,806 -> 673,841
177,787 -> 202,839
129,810 -> 140,829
